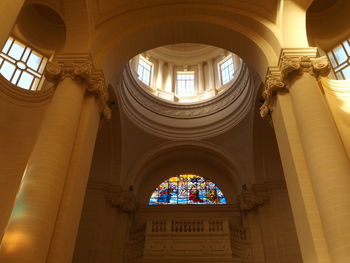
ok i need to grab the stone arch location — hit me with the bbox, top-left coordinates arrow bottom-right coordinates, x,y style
125,140 -> 247,205
91,3 -> 281,81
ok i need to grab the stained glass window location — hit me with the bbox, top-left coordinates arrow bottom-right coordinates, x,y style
0,37 -> 48,90
149,174 -> 227,205
327,38 -> 350,80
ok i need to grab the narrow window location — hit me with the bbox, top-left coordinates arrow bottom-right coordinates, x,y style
0,37 -> 48,90
176,71 -> 195,96
327,38 -> 350,80
219,57 -> 234,85
137,56 -> 152,86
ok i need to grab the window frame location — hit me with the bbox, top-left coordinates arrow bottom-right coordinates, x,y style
176,71 -> 195,97
137,55 -> 153,86
327,38 -> 350,80
218,56 -> 234,85
0,36 -> 48,91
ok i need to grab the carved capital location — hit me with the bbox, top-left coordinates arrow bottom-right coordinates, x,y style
44,55 -> 111,119
85,73 -> 112,120
107,190 -> 136,213
281,55 -> 331,81
312,56 -> 331,77
260,48 -> 330,122
44,61 -> 93,83
259,74 -> 286,123
237,189 -> 269,212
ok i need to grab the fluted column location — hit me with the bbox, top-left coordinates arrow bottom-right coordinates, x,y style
0,0 -> 24,49
260,48 -> 350,263
0,54 -> 110,263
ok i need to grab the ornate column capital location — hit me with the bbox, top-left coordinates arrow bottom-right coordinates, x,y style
237,188 -> 269,212
44,54 -> 111,119
106,189 -> 136,213
260,48 -> 331,121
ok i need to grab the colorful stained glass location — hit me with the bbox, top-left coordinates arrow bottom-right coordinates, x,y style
149,174 -> 227,205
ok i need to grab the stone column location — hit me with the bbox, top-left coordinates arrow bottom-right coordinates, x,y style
197,63 -> 204,94
156,59 -> 164,91
0,0 -> 24,49
0,54 -> 110,263
165,63 -> 174,93
260,48 -> 350,263
46,73 -> 109,263
206,59 -> 215,91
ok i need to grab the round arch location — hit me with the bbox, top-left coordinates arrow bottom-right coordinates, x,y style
91,3 -> 281,82
124,140 -> 247,205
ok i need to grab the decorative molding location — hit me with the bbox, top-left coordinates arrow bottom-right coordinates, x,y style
44,54 -> 111,119
106,189 -> 136,213
117,62 -> 257,140
123,62 -> 248,119
237,189 -> 269,212
260,48 -> 331,122
0,75 -> 54,107
260,74 -> 286,123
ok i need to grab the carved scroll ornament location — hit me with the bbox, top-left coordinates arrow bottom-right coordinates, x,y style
237,189 -> 269,212
44,61 -> 111,119
260,74 -> 286,122
107,190 -> 136,213
260,55 -> 330,122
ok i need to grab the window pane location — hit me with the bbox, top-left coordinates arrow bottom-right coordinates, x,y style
344,41 -> 350,55
342,66 -> 350,79
137,57 -> 152,86
8,41 -> 25,60
2,38 -> 13,54
334,45 -> 347,64
220,57 -> 234,85
18,71 -> 34,90
0,61 -> 16,80
27,52 -> 42,71
11,69 -> 22,85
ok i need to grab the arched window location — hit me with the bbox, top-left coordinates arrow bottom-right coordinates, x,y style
0,37 -> 48,90
149,174 -> 227,205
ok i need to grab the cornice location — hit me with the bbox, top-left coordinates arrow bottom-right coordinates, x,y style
117,62 -> 257,140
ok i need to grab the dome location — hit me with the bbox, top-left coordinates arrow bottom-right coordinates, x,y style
129,43 -> 242,104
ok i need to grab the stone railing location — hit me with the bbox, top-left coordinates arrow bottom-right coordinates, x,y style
125,218 -> 250,262
125,224 -> 146,263
147,218 -> 229,234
